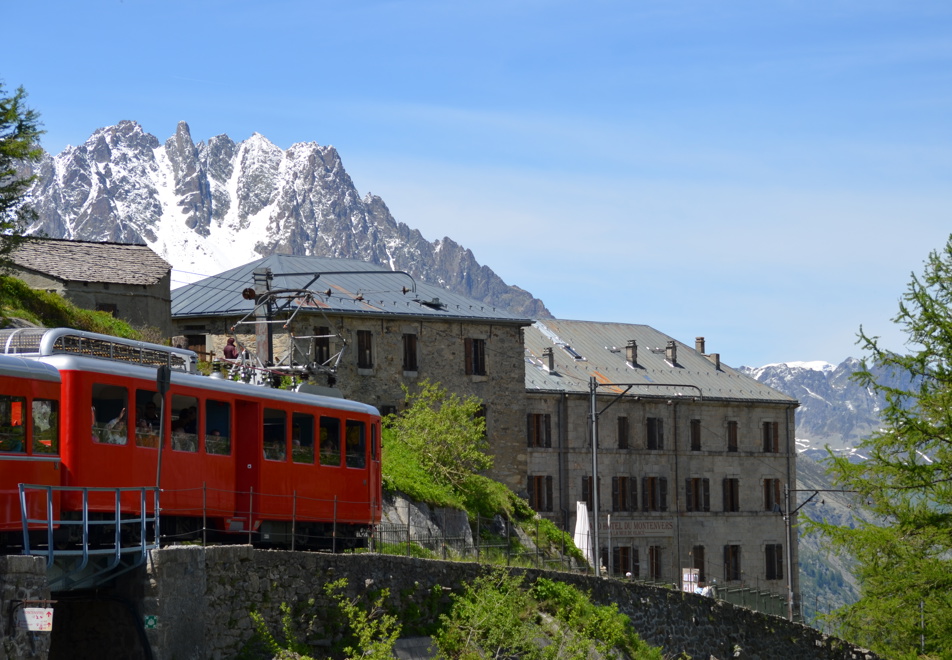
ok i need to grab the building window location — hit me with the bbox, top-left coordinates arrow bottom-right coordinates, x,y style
765,543 -> 784,580
402,333 -> 418,371
582,476 -> 601,511
464,338 -> 486,375
764,479 -> 783,512
617,416 -> 629,449
613,546 -> 634,577
612,476 -> 635,512
314,326 -> 330,365
685,477 -> 710,512
642,476 -> 668,512
763,421 -> 780,452
527,413 -> 551,448
648,545 -> 663,581
690,419 -> 701,451
723,478 -> 740,512
528,475 -> 553,512
646,417 -> 664,450
727,421 -> 738,452
96,302 -> 118,316
724,545 -> 742,581
357,330 -> 373,369
692,545 -> 706,584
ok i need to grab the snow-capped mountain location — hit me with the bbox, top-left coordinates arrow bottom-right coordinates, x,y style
739,358 -> 910,458
24,120 -> 551,319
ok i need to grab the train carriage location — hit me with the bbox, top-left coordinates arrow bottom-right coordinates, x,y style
0,354 -> 62,538
0,328 -> 382,551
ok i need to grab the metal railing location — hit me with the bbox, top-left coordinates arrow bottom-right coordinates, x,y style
19,484 -> 159,589
372,507 -> 584,572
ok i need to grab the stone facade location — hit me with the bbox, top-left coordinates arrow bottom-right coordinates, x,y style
527,394 -> 798,599
17,269 -> 173,335
523,320 -> 800,610
9,238 -> 173,335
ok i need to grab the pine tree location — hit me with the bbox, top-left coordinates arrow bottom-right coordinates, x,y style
817,235 -> 952,657
0,81 -> 44,263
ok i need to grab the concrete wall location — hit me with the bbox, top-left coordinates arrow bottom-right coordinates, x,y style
106,546 -> 874,660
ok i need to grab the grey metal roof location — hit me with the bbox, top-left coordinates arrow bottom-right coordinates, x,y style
525,319 -> 797,404
172,255 -> 532,324
11,238 -> 171,285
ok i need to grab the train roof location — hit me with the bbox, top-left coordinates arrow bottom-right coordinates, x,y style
0,353 -> 61,383
0,327 -> 197,374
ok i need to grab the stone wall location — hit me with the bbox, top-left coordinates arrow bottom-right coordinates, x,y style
127,546 -> 876,660
0,554 -> 52,660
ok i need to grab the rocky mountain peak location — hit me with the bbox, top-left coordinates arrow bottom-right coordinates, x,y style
25,122 -> 551,319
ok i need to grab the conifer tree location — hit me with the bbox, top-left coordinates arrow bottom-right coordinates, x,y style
817,235 -> 952,657
0,80 -> 44,263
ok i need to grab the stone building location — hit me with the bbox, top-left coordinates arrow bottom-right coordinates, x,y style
170,254 -> 533,492
523,319 -> 800,608
8,238 -> 173,335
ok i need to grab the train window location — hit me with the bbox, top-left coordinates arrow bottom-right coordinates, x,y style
205,400 -> 231,455
345,420 -> 366,469
135,389 -> 160,448
320,416 -> 341,467
171,394 -> 199,452
371,423 -> 377,461
264,408 -> 287,461
31,399 -> 58,454
92,384 -> 129,445
0,395 -> 26,452
292,412 -> 315,464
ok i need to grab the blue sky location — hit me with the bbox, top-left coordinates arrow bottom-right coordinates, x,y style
6,1 -> 951,366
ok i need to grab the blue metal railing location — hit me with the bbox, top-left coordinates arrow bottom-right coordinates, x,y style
19,484 -> 159,589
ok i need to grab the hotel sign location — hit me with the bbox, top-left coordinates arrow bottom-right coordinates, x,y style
598,519 -> 674,538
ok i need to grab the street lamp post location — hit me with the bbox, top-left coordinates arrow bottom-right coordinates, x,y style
589,377 -> 600,573
782,486 -> 857,621
587,376 -> 702,578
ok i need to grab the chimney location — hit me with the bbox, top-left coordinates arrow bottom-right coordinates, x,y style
543,347 -> 554,372
626,340 -> 637,366
695,337 -> 705,354
665,340 -> 677,364
706,353 -> 721,370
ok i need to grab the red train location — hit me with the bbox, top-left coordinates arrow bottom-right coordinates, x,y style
0,328 -> 382,552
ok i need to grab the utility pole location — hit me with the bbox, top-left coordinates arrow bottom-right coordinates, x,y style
253,268 -> 274,365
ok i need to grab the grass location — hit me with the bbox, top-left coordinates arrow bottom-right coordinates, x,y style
381,428 -> 586,566
0,274 -> 142,338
